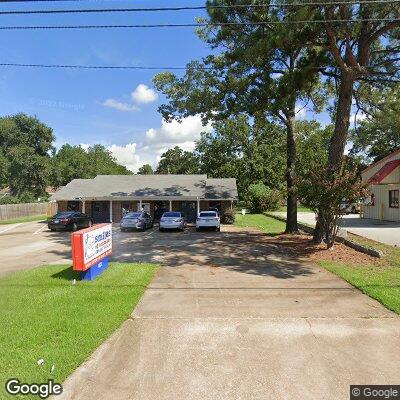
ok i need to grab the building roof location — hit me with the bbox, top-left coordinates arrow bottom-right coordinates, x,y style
362,148 -> 400,174
50,175 -> 238,201
368,159 -> 400,184
205,178 -> 238,199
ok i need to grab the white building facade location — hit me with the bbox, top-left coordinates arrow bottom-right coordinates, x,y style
362,149 -> 400,221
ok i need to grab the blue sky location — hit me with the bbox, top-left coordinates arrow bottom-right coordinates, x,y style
0,0 -> 344,171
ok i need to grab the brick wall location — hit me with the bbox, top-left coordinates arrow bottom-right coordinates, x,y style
172,201 -> 181,211
84,201 -> 92,218
200,200 -> 209,211
57,201 -> 68,212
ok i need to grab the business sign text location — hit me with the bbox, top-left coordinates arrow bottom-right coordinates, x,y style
71,223 -> 112,271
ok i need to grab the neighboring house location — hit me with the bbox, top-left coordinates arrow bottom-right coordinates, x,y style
50,175 -> 238,223
362,149 -> 400,221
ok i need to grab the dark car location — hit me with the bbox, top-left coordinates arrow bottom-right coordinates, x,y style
120,211 -> 153,232
48,211 -> 93,231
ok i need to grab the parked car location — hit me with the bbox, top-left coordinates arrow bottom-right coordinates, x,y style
196,211 -> 221,232
48,211 -> 93,231
339,201 -> 361,214
159,212 -> 187,232
120,211 -> 153,232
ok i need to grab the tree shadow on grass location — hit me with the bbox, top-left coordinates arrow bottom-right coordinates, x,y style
51,266 -> 81,281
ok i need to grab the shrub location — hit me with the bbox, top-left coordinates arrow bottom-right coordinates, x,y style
248,182 -> 282,213
297,165 -> 369,249
221,208 -> 235,224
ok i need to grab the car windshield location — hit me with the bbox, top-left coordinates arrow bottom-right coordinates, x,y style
124,212 -> 141,219
163,212 -> 181,218
55,212 -> 75,218
200,212 -> 217,217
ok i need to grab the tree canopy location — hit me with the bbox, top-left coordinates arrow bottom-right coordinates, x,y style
0,113 -> 54,197
156,146 -> 200,175
51,144 -> 131,188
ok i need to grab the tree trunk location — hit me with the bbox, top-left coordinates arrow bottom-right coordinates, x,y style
285,105 -> 298,234
328,71 -> 356,174
312,71 -> 355,243
312,219 -> 324,244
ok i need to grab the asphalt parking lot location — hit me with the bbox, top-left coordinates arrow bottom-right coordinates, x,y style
0,221 -> 228,277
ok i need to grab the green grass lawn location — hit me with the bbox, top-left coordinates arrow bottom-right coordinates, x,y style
0,262 -> 157,399
275,205 -> 313,213
0,214 -> 47,225
321,261 -> 400,314
235,213 -> 286,235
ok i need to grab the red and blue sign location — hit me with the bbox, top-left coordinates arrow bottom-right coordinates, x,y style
71,223 -> 112,281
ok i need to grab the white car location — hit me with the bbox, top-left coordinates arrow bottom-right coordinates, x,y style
196,211 -> 221,232
159,211 -> 187,232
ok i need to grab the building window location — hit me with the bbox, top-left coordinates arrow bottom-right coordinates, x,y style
389,190 -> 399,208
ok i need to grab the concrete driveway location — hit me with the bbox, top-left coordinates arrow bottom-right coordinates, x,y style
57,226 -> 400,400
276,212 -> 400,247
0,221 -> 72,276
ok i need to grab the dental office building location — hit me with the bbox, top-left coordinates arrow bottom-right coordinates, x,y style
50,174 -> 238,223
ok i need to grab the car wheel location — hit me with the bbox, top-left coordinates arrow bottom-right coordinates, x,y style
159,227 -> 163,232
196,228 -> 200,232
72,223 -> 78,232
216,227 -> 220,232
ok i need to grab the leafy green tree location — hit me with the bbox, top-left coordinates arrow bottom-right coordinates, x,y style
156,146 -> 200,174
283,2 -> 400,241
0,150 -> 9,189
51,144 -> 131,187
8,146 -> 50,198
88,144 -> 131,176
195,115 -> 286,200
154,1 -> 326,233
296,121 -> 333,178
350,85 -> 400,162
298,165 -> 368,249
137,164 -> 154,175
0,113 -> 54,197
51,145 -> 88,187
248,182 -> 282,213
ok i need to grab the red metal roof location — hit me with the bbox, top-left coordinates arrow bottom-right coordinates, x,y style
368,159 -> 400,184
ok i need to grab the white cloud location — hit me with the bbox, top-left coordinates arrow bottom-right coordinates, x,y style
144,115 -> 212,150
102,98 -> 139,112
131,84 -> 158,104
80,143 -> 90,152
107,143 -> 140,172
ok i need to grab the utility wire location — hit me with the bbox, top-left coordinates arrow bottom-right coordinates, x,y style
0,62 -> 390,71
1,1 -> 400,15
0,0 -> 399,4
0,19 -> 398,29
0,62 -> 214,69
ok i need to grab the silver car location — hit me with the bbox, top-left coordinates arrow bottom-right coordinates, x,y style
159,211 -> 187,232
120,211 -> 153,232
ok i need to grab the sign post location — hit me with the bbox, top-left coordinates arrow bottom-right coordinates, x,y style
71,223 -> 113,281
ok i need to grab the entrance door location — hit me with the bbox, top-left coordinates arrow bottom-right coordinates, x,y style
181,201 -> 197,223
92,202 -> 109,223
154,201 -> 169,221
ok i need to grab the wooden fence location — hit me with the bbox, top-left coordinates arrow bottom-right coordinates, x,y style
0,202 -> 57,221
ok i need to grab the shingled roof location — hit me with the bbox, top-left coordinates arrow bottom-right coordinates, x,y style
51,175 -> 238,201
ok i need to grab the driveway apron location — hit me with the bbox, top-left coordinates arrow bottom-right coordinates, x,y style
57,227 -> 400,400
